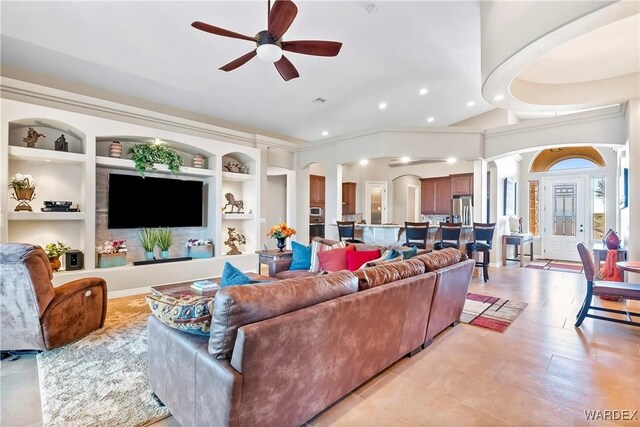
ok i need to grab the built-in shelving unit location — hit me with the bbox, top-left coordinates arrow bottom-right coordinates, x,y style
1,102 -> 261,295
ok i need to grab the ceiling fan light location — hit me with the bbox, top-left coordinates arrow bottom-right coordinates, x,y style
257,44 -> 282,62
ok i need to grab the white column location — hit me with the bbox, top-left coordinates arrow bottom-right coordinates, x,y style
627,99 -> 639,281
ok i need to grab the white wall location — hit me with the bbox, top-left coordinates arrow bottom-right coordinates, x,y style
451,108 -> 509,129
393,175 -> 421,224
265,175 -> 287,249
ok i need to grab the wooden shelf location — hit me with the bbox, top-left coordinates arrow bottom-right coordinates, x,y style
222,171 -> 253,181
7,211 -> 87,221
96,156 -> 215,178
9,146 -> 86,164
221,213 -> 255,220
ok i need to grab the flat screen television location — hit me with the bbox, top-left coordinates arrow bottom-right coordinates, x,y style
108,173 -> 204,229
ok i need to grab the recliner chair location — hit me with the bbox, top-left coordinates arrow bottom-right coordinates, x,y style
0,243 -> 107,352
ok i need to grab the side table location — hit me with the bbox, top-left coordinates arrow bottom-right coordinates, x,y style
255,249 -> 293,274
502,234 -> 534,267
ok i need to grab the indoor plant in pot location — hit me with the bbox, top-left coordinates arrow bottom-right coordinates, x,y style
186,238 -> 214,259
44,241 -> 71,272
95,239 -> 128,268
139,228 -> 158,261
157,228 -> 174,259
266,222 -> 296,252
8,173 -> 37,212
128,142 -> 183,177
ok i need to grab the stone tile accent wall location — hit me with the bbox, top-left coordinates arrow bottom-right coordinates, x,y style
95,169 -> 212,265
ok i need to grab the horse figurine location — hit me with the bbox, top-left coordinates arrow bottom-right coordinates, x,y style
23,127 -> 46,148
225,227 -> 246,255
223,193 -> 244,214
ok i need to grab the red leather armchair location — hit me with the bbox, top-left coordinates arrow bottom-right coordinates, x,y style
0,243 -> 107,351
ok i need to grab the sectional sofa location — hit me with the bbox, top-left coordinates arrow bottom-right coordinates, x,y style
148,249 -> 474,427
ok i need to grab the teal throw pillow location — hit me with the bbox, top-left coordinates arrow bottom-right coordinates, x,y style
402,246 -> 418,259
384,249 -> 402,260
220,262 -> 254,287
289,241 -> 312,270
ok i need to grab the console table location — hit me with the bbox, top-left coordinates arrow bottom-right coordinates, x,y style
255,249 -> 292,274
151,272 -> 271,298
502,234 -> 534,267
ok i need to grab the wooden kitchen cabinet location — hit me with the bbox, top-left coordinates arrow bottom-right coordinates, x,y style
451,173 -> 473,196
310,175 -> 326,205
342,182 -> 356,215
421,177 -> 452,214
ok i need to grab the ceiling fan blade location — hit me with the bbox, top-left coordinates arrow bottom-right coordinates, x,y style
191,21 -> 256,42
281,40 -> 343,57
274,55 -> 299,81
268,0 -> 298,40
219,50 -> 257,72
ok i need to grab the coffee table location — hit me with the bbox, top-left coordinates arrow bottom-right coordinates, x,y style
150,272 -> 272,298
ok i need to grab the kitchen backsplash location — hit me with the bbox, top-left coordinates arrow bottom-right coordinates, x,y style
342,213 -> 364,223
421,214 -> 449,224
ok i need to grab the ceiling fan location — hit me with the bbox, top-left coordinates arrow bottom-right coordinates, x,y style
191,0 -> 343,81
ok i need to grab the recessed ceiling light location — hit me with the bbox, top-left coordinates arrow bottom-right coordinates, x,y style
321,130 -> 329,137
400,156 -> 410,163
494,94 -> 504,101
466,101 -> 475,107
427,117 -> 435,123
359,159 -> 369,166
419,88 -> 428,96
378,102 -> 387,110
446,157 -> 457,164
45,159 -> 51,162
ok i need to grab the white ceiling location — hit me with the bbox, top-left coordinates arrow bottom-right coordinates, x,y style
518,14 -> 640,84
0,1 -> 493,142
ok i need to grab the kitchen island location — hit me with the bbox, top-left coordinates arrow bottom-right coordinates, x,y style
328,223 -> 474,247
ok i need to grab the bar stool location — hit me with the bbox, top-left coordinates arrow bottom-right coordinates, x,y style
404,222 -> 429,249
434,222 -> 462,250
336,221 -> 363,243
465,222 -> 496,283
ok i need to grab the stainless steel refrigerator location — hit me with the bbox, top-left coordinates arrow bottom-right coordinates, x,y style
451,195 -> 473,226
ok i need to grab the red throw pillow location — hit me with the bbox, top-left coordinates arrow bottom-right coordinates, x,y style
318,245 -> 356,272
346,249 -> 381,271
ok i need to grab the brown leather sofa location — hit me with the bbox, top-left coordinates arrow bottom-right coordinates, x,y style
0,243 -> 108,351
148,250 -> 474,427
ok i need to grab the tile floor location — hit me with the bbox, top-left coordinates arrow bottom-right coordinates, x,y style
1,264 -> 639,427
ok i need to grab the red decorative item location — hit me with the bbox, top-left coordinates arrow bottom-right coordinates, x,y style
603,229 -> 620,249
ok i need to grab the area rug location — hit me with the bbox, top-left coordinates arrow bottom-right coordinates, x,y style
461,293 -> 527,332
37,296 -> 170,427
524,259 -> 584,274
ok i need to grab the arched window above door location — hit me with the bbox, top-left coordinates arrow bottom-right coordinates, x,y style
530,147 -> 605,172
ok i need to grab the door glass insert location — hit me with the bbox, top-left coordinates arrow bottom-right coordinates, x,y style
370,186 -> 382,224
552,183 -> 576,236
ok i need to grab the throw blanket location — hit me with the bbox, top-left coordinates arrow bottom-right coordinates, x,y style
597,249 -> 623,281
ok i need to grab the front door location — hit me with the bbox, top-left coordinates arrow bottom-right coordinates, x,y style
541,175 -> 587,261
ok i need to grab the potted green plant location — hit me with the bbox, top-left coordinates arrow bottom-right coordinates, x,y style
139,228 -> 158,261
43,241 -> 71,272
128,142 -> 183,177
9,173 -> 37,212
156,228 -> 174,259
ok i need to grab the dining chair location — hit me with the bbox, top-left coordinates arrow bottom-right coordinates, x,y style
404,222 -> 430,249
434,222 -> 462,250
336,221 -> 363,244
465,222 -> 496,283
575,242 -> 640,327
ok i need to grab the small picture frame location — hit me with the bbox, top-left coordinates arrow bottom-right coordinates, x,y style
503,178 -> 517,216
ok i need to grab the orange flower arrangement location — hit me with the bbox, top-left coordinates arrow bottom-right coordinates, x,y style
267,222 -> 296,239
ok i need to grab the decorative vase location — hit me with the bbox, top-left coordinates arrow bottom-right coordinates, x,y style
160,250 -> 169,259
144,251 -> 155,261
192,154 -> 205,168
49,256 -> 61,272
604,229 -> 620,249
109,141 -> 123,158
12,187 -> 35,212
276,237 -> 287,252
97,252 -> 127,268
